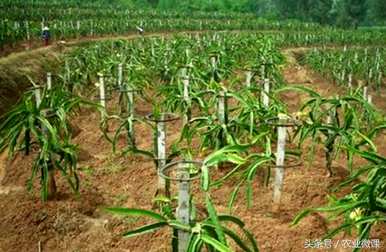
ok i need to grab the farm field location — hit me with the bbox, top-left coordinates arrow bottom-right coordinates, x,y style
0,1 -> 385,252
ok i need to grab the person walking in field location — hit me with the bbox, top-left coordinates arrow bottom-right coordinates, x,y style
42,26 -> 51,46
136,25 -> 144,36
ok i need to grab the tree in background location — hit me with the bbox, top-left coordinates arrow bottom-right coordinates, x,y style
274,0 -> 298,19
308,0 -> 335,24
253,0 -> 278,18
367,0 -> 386,25
274,0 -> 335,24
157,0 -> 176,10
149,0 -> 159,7
129,0 -> 151,8
335,0 -> 367,28
126,0 -> 385,27
261,0 -> 381,27
157,0 -> 255,12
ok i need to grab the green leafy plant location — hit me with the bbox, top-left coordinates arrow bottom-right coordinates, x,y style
0,88 -> 87,201
292,148 -> 386,251
279,86 -> 381,176
107,194 -> 259,252
303,48 -> 385,92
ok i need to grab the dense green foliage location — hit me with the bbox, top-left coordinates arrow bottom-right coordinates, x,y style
0,0 -> 323,49
1,0 -> 385,43
133,0 -> 385,27
1,0 -> 385,50
303,48 -> 385,91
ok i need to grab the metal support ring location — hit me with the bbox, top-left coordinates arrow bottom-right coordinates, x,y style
198,90 -> 215,96
93,95 -> 112,101
159,160 -> 202,182
264,116 -> 301,128
270,155 -> 303,169
145,112 -> 180,123
116,89 -> 140,93
28,85 -> 45,91
113,87 -> 141,93
41,108 -> 56,118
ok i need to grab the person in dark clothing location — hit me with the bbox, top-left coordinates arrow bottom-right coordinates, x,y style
42,26 -> 51,46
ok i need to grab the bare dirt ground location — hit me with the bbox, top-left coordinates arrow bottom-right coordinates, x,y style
0,43 -> 385,252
